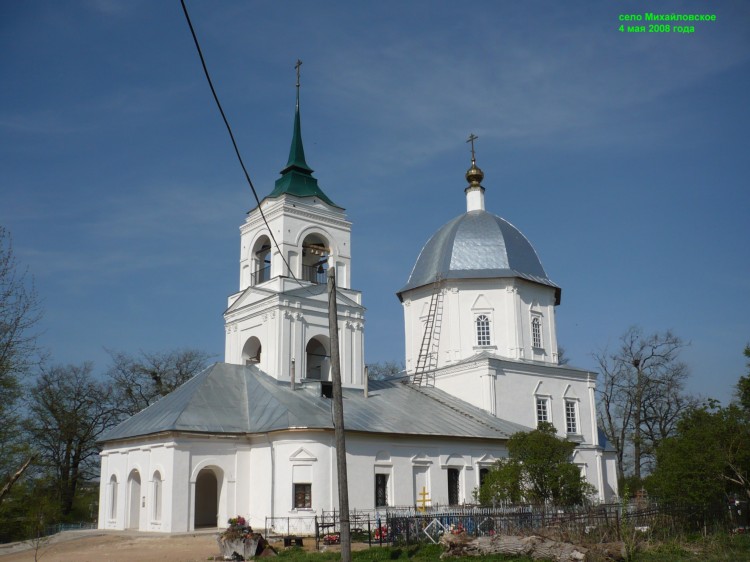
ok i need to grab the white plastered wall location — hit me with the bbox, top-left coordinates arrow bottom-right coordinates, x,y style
402,278 -> 559,373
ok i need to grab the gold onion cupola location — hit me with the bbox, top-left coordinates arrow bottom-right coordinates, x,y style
464,133 -> 485,212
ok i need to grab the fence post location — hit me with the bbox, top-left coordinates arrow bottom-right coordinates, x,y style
315,516 -> 319,551
367,517 -> 371,547
615,507 -> 620,541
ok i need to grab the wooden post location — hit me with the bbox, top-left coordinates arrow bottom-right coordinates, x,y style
327,266 -> 351,561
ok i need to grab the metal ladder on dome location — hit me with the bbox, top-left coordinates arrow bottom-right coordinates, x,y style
411,278 -> 444,387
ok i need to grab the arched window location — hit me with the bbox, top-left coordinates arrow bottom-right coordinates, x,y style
531,316 -> 542,348
109,475 -> 118,520
241,336 -> 262,365
475,315 -> 491,347
153,471 -> 162,522
305,337 -> 330,380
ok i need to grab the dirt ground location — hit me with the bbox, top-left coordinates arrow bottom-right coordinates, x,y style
0,529 -> 355,561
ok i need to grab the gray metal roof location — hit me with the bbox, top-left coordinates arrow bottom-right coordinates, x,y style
397,210 -> 560,304
99,362 -> 531,444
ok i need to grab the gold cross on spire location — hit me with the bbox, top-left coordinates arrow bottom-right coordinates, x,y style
466,133 -> 478,164
295,59 -> 303,88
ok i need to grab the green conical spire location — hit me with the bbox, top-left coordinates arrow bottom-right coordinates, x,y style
281,90 -> 313,174
267,60 -> 339,208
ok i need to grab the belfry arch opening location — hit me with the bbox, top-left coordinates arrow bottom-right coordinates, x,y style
251,235 -> 272,285
301,233 -> 329,284
194,468 -> 220,529
241,336 -> 262,365
305,336 -> 330,380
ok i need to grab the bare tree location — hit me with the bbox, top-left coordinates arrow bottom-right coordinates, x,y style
0,226 -> 42,504
557,346 -> 570,366
107,348 -> 211,417
25,363 -> 118,516
594,327 -> 692,482
366,360 -> 404,381
640,373 -> 698,471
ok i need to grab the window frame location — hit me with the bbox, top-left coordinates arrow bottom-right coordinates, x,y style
447,468 -> 461,506
531,315 -> 543,349
109,475 -> 118,521
375,473 -> 389,508
536,396 -> 550,426
565,399 -> 579,435
293,483 -> 312,509
479,467 -> 490,488
475,314 -> 492,347
152,472 -> 162,522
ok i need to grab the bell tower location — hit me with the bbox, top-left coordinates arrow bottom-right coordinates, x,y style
224,63 -> 365,387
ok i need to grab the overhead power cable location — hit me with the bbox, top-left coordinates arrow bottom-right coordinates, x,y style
180,0 -> 306,290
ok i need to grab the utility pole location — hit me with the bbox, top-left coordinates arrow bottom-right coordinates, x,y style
327,266 -> 351,561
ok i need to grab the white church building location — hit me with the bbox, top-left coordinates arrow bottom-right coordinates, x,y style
97,81 -> 618,533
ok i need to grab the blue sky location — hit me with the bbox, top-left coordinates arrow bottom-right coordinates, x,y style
2,1 -> 748,403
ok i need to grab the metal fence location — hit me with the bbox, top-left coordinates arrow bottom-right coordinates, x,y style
265,502 -> 745,549
386,502 -> 738,545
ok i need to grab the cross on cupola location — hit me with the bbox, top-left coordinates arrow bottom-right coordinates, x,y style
464,133 -> 485,212
466,133 -> 478,164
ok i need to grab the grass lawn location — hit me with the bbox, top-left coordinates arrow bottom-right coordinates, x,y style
276,544 -> 532,560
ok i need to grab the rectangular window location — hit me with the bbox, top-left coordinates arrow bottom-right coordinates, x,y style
566,400 -> 578,434
479,468 -> 489,487
375,474 -> 388,507
447,468 -> 460,505
294,483 -> 311,509
536,397 -> 549,425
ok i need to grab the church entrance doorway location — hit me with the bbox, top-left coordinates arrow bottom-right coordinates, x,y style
127,470 -> 141,530
194,469 -> 219,528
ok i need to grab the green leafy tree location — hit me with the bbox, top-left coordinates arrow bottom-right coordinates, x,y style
736,344 -> 750,411
477,423 -> 595,506
648,348 -> 750,505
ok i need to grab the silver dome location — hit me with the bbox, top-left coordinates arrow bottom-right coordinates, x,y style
397,210 -> 561,304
